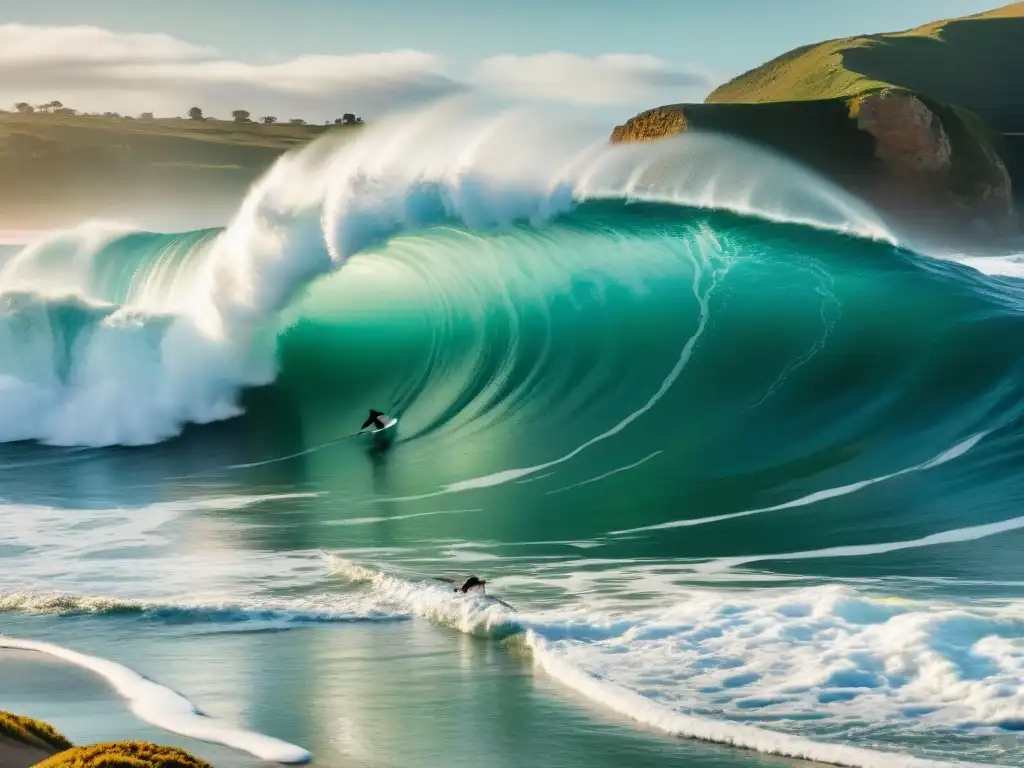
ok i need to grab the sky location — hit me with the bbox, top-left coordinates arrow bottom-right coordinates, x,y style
0,0 -> 1008,123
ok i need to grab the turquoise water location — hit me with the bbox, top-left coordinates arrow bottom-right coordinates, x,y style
3,103 -> 1024,767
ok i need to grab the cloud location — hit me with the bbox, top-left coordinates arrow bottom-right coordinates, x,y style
0,24 -> 460,120
475,53 -> 714,106
0,25 -> 714,121
0,24 -> 212,64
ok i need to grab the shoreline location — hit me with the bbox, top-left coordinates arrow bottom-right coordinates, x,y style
0,646 -> 263,768
0,617 -> 808,768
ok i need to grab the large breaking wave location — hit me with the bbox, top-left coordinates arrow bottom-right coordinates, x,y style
0,100 -> 891,447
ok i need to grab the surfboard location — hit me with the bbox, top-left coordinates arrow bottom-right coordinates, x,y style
366,417 -> 399,450
452,586 -> 514,611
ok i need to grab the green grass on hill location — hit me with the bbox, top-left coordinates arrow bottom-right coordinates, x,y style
707,2 -> 1024,132
690,2 -> 1024,211
0,711 -> 73,753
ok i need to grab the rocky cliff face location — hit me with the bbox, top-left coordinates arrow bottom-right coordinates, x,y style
852,90 -> 951,172
852,89 -> 1013,229
609,92 -> 1016,239
609,107 -> 688,144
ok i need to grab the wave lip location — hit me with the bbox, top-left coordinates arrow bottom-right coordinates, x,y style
0,636 -> 311,763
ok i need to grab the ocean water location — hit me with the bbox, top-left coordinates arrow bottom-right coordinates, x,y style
3,101 -> 1024,768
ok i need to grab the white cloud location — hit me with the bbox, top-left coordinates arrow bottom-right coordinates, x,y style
0,25 -> 714,121
474,53 -> 714,106
0,24 -> 460,120
0,24 -> 212,64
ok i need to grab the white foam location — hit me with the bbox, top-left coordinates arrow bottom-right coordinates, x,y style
954,255 -> 1024,278
700,512 -> 1024,571
0,636 -> 311,763
327,556 -> 515,636
334,559 -> 1021,766
1,493 -> 319,563
525,632 -> 994,768
324,508 -> 478,527
612,432 -> 987,535
547,450 -> 661,495
0,590 -> 403,624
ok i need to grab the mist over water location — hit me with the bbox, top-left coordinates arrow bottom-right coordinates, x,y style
4,100 -> 1024,767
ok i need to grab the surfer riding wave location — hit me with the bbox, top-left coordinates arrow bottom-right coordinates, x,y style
361,409 -> 393,431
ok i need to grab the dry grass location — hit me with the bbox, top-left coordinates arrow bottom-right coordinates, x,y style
33,741 -> 211,768
0,711 -> 73,752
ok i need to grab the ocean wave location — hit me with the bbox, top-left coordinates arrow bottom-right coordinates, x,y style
0,101 -> 895,448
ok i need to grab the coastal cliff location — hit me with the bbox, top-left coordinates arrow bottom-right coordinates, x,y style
610,3 -> 1024,237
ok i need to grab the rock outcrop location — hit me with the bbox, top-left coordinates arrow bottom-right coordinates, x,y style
851,90 -> 951,173
609,107 -> 688,144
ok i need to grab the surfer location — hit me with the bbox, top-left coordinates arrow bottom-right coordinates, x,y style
455,576 -> 487,594
361,409 -> 391,431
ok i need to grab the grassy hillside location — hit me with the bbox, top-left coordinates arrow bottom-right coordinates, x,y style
612,3 -> 1023,238
704,2 -> 1024,208
0,113 -> 360,230
707,2 -> 1024,131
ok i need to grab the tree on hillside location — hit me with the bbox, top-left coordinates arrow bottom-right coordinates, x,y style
261,116 -> 277,124
188,106 -> 204,120
48,100 -> 63,111
14,102 -> 34,113
289,118 -> 306,125
231,109 -> 251,123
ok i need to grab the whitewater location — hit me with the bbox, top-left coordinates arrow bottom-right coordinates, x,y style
3,100 -> 1024,768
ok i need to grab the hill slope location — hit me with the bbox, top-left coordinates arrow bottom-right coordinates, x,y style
0,114 -> 360,231
707,2 -> 1024,131
610,3 -> 1024,240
